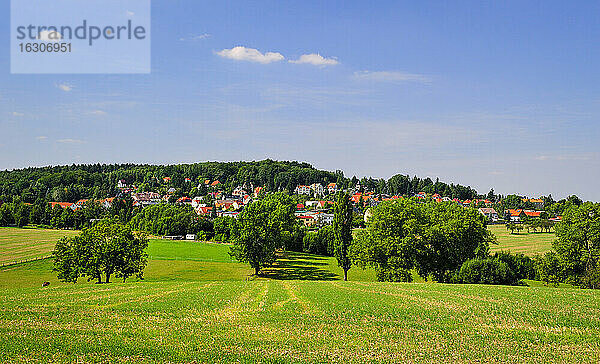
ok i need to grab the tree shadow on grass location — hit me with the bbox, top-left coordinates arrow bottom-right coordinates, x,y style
261,251 -> 339,281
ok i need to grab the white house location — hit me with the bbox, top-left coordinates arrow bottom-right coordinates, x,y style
131,192 -> 161,207
327,183 -> 338,194
310,183 -> 324,196
317,213 -> 334,225
232,185 -> 247,197
478,208 -> 499,221
294,185 -> 311,195
185,234 -> 196,240
191,197 -> 204,209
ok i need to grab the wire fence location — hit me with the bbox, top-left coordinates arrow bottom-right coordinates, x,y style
0,255 -> 52,268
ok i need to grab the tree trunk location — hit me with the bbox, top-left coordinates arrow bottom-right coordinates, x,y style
254,267 -> 259,276
343,269 -> 348,281
105,272 -> 111,283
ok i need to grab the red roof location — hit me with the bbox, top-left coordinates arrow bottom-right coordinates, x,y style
197,206 -> 213,215
49,202 -> 73,209
524,210 -> 542,218
210,180 -> 220,186
296,204 -> 305,209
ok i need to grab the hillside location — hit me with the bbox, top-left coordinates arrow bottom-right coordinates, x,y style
0,160 -> 479,203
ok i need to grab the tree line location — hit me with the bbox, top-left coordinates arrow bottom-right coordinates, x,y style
0,160 -> 481,205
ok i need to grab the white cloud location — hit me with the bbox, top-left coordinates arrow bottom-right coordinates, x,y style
36,136 -> 47,141
289,53 -> 339,66
354,70 -> 431,83
216,46 -> 284,64
126,10 -> 135,16
56,83 -> 73,92
180,33 -> 210,41
38,30 -> 62,42
11,112 -> 24,117
89,110 -> 107,116
57,138 -> 84,145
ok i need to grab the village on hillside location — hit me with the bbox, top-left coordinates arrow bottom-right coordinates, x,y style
40,176 -> 560,237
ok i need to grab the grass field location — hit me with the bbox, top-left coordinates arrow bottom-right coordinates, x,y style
0,227 -> 79,265
0,236 -> 378,289
1,280 -> 599,362
488,224 -> 554,256
1,228 -> 598,362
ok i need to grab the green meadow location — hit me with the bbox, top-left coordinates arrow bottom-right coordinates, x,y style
0,227 -> 79,265
488,224 -> 555,256
1,228 -> 599,362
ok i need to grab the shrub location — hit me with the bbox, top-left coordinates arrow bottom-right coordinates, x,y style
457,258 -> 518,285
493,251 -> 535,280
534,251 -> 563,287
581,261 -> 600,289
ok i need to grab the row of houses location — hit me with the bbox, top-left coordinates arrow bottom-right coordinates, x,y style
48,198 -> 116,211
294,183 -> 338,196
295,210 -> 334,227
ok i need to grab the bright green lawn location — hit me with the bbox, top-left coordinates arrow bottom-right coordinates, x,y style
0,237 -> 377,289
0,227 -> 79,264
488,224 -> 554,256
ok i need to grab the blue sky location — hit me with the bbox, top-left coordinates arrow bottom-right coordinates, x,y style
1,1 -> 599,200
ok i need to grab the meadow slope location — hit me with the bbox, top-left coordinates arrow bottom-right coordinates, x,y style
1,280 -> 599,362
1,229 -> 597,362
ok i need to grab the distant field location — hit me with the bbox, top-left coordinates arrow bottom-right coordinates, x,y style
0,227 -> 79,265
1,280 -> 599,362
0,237 -> 378,289
145,239 -> 379,283
488,224 -> 554,256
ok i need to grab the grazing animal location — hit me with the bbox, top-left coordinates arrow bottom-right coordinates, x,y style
42,282 -> 50,287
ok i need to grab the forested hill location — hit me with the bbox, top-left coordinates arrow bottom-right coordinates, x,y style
0,160 -> 479,203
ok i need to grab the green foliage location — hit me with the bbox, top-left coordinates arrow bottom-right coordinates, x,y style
128,203 -> 213,237
493,251 -> 535,280
229,193 -> 296,275
456,258 -> 517,285
52,219 -> 148,283
350,200 -> 492,282
281,223 -> 306,252
386,174 -> 478,199
534,251 -> 563,286
550,202 -> 600,287
333,192 -> 353,280
455,252 -> 535,285
212,216 -> 236,243
0,203 -> 14,226
303,225 -> 334,256
502,194 -> 523,209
